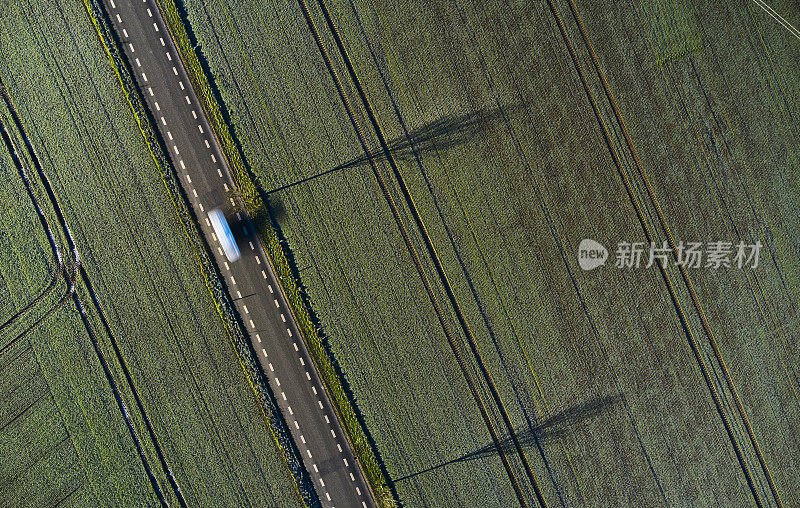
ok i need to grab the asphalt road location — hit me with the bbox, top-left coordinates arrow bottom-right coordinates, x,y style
102,1 -> 373,506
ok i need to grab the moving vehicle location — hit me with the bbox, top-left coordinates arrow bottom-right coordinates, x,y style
208,209 -> 241,262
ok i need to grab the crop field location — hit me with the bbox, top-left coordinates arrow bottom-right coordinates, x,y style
0,1 -> 303,506
178,0 -> 800,506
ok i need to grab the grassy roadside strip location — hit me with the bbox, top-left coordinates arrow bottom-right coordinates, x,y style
156,1 -> 396,504
79,1 -> 316,506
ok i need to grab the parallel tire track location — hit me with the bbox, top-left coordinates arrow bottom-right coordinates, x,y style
294,0 -> 533,506
0,79 -> 178,508
307,1 -> 551,506
561,2 -> 782,506
542,0 -> 766,505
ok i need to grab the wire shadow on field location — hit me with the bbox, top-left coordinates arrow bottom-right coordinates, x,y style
334,103 -> 524,171
265,103 -> 524,196
395,394 -> 624,483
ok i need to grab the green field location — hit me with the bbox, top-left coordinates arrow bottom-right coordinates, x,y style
178,0 -> 800,505
0,1 -> 303,506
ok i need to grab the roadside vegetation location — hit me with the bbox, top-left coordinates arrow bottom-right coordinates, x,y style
0,1 -> 303,506
176,0 -> 800,505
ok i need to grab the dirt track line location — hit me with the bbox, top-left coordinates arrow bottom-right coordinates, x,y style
0,77 -> 177,508
543,0 -> 765,505
307,0 -> 551,505
562,1 -> 782,505
294,0 -> 533,505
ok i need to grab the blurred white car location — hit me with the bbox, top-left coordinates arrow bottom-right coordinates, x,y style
208,209 -> 241,262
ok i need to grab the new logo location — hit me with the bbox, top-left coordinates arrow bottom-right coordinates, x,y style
578,238 -> 608,271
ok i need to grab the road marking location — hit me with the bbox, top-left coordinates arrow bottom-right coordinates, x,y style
198,124 -> 204,134
211,154 -> 217,163
153,22 -> 159,32
281,391 -> 286,400
355,487 -> 361,496
172,66 -> 178,76
287,405 -> 292,414
229,197 -> 235,207
223,261 -> 228,270
198,203 -> 204,212
269,363 -> 274,372
267,282 -> 272,290
129,43 -> 135,52
293,343 -> 298,351
274,299 -> 280,307
256,333 -> 261,342
174,145 -> 180,155
205,139 -> 210,148
186,96 -> 192,105
191,110 -> 197,119
167,131 -> 173,140
160,37 -> 165,46
236,212 -> 242,221
166,52 -> 172,61
217,168 -> 223,177
243,305 -> 249,314
306,450 -> 312,459
350,473 -> 355,482
326,493 -> 331,501
324,415 -> 330,424
255,256 -> 261,265
141,71 -> 147,82
110,0 -> 116,8
307,372 -> 312,381
160,116 -> 166,125
300,435 -> 306,444
320,479 -> 325,487
218,247 -> 224,256
312,386 -> 317,395
180,160 -> 186,170
223,183 -> 229,192
249,241 -> 255,250
231,276 -> 236,285
331,429 -> 336,438
277,378 -> 282,388
236,290 -> 241,298
148,87 -> 153,96
280,313 -> 285,322
262,348 -> 267,357
362,502 -> 368,507
179,81 -> 184,90
135,57 -> 141,67
205,218 -> 211,227
317,400 -> 323,409
313,464 -> 318,473
122,28 -> 129,38
192,188 -> 197,197
344,458 -> 348,467
147,7 -> 152,17
294,421 -> 299,429
249,319 -> 255,328
287,328 -> 292,337
116,13 -> 122,23
155,102 -> 160,111
299,357 -> 304,366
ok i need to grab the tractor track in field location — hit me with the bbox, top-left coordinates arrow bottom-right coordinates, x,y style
0,79 -> 181,507
544,0 -> 780,506
296,0 -> 553,506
